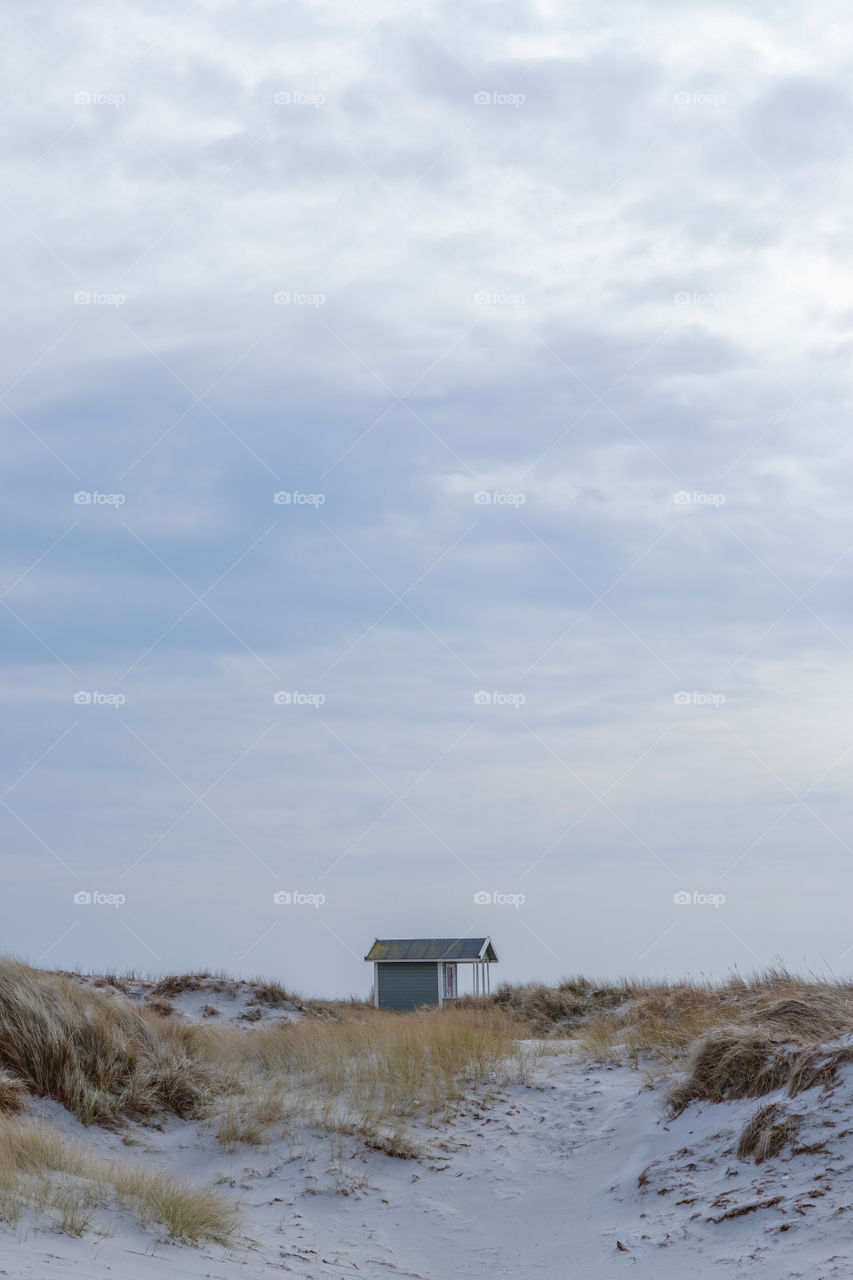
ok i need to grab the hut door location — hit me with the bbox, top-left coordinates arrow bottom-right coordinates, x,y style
443,963 -> 456,999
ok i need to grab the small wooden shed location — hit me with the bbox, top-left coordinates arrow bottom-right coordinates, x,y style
365,937 -> 498,1010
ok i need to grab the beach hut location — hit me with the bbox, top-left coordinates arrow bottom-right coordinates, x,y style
365,937 -> 498,1010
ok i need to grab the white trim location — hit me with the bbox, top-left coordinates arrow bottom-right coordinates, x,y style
476,937 -> 498,962
373,963 -> 379,1008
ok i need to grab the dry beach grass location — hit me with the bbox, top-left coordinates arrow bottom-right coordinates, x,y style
489,969 -> 853,1169
0,960 -> 213,1128
485,968 -> 853,1058
4,958 -> 853,1250
189,1002 -> 527,1155
0,1113 -> 237,1242
0,958 -> 524,1242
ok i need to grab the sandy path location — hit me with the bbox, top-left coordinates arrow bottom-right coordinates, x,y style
365,1055 -> 676,1278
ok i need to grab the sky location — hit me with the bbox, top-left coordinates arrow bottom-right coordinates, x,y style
4,0 -> 853,996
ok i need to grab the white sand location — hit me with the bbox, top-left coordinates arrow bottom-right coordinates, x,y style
3,1040 -> 853,1277
69,972 -> 306,1027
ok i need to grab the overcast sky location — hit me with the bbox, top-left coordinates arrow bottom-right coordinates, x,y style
4,1 -> 853,995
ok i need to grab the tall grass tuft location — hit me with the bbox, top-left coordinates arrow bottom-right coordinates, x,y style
520,968 -> 853,1066
0,1113 -> 236,1243
0,959 -> 523,1159
197,1005 -> 524,1152
0,959 -> 214,1127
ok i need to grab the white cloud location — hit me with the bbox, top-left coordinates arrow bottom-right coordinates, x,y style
4,0 -> 853,989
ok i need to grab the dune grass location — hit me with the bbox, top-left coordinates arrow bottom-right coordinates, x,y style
0,1072 -> 28,1115
191,1004 -> 527,1154
736,1100 -> 802,1163
0,957 -> 525,1169
484,969 -> 853,1064
6,955 -> 853,1224
488,970 -> 853,1166
0,1113 -> 236,1242
0,959 -> 214,1127
484,977 -> 632,1037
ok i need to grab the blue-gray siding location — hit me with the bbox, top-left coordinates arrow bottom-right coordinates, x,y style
376,962 -> 439,1010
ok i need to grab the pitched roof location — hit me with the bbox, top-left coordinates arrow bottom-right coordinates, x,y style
364,937 -> 498,962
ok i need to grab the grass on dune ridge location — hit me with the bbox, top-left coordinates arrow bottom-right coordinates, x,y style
3,958 -> 853,1240
483,967 -> 853,1056
486,968 -> 853,1164
202,1002 -> 527,1155
0,957 -> 525,1240
0,959 -> 525,1134
0,960 -> 214,1128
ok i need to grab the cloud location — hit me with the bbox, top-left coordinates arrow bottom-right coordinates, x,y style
3,0 -> 853,990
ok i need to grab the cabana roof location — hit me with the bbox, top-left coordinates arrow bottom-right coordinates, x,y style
365,937 -> 498,963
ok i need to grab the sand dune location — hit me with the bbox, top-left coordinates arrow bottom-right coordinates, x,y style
3,968 -> 853,1277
